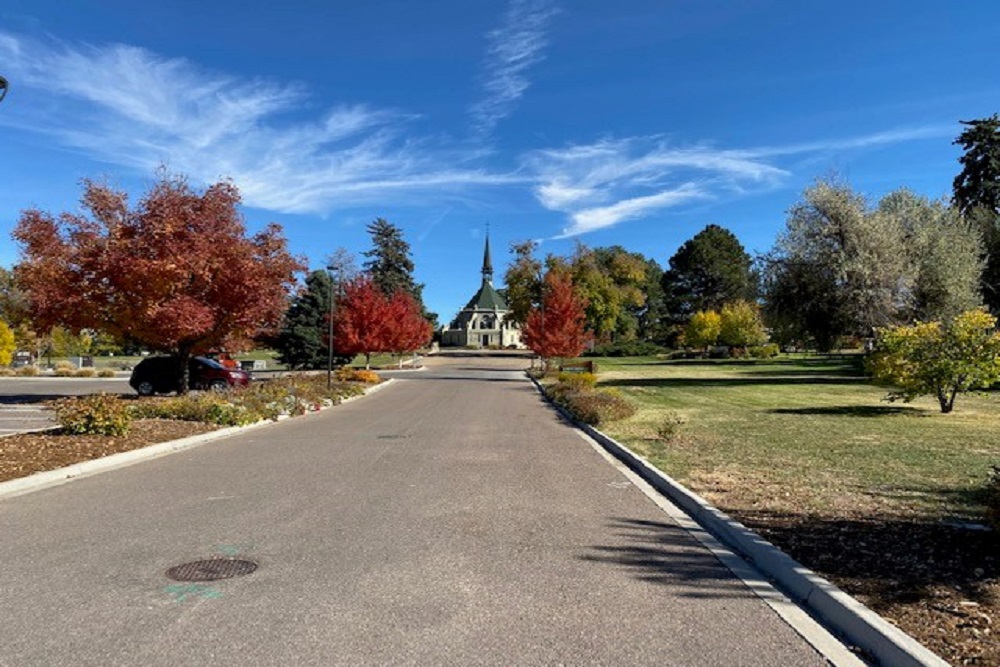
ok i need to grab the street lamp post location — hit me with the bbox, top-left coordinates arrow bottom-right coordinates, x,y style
326,266 -> 336,390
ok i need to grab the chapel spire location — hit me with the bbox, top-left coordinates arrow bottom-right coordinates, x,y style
482,227 -> 494,285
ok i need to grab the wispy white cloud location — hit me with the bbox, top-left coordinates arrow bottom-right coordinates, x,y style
0,32 -> 521,214
525,137 -> 787,237
559,184 -> 708,238
525,126 -> 950,238
469,0 -> 557,137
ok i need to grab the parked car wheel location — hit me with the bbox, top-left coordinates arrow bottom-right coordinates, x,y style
136,380 -> 156,396
209,379 -> 228,392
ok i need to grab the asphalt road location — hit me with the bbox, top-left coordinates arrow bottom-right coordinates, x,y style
0,354 -> 835,666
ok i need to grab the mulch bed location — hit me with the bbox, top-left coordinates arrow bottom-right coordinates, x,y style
0,420 -> 220,483
720,505 -> 999,665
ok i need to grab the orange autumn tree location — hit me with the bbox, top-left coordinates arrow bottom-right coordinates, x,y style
522,270 -> 590,367
13,173 -> 303,392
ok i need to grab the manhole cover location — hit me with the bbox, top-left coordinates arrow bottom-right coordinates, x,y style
166,558 -> 258,582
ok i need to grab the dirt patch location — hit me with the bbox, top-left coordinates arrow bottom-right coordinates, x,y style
0,420 -> 220,483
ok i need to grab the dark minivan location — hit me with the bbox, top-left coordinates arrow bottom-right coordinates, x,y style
129,356 -> 251,395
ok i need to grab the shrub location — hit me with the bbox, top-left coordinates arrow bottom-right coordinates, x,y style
98,369 -> 116,378
54,361 -> 77,377
130,393 -> 261,426
54,393 -> 132,436
656,413 -> 687,441
16,365 -> 40,376
556,372 -> 597,390
336,368 -> 381,384
748,343 -> 780,359
0,367 -> 14,376
74,368 -> 98,378
987,465 -> 1000,531
558,389 -> 636,425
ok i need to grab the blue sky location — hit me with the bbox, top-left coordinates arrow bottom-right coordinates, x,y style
2,1 -> 999,322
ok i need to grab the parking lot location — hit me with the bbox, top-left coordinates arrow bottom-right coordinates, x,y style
0,376 -> 130,435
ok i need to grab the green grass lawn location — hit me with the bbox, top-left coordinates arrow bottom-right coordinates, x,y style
596,355 -> 1000,521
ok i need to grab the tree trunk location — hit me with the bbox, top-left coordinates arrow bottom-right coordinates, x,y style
937,387 -> 957,413
365,352 -> 371,370
178,343 -> 193,395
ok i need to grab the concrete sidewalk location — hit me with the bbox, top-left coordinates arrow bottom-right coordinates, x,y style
0,354 -> 846,666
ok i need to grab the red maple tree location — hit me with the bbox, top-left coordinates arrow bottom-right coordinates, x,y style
384,290 -> 433,365
522,270 -> 590,363
13,173 -> 303,391
332,275 -> 392,369
332,277 -> 432,369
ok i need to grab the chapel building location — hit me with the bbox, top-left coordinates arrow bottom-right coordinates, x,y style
440,235 -> 523,349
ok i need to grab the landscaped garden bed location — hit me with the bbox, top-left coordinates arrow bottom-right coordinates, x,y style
594,354 -> 999,665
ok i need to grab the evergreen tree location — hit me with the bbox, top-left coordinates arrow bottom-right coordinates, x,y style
363,218 -> 421,301
273,270 -> 351,370
953,114 -> 1000,215
953,115 -> 1000,313
661,224 -> 757,326
363,218 -> 437,326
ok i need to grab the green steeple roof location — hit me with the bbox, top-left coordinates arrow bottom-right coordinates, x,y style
464,279 -> 508,310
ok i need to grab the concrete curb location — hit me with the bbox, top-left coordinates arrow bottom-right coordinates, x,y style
0,378 -> 396,501
528,375 -> 949,667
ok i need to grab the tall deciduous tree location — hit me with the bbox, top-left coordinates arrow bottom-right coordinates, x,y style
634,256 -> 668,343
662,224 -> 756,326
522,270 -> 590,363
0,267 -> 29,330
763,179 -> 912,347
878,190 -> 982,322
504,240 -> 542,325
13,173 -> 303,391
764,181 -> 984,350
570,245 -> 647,343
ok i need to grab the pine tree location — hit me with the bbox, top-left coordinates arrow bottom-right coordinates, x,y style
274,270 -> 352,370
363,218 -> 421,300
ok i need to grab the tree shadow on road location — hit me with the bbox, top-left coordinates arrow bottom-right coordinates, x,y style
578,517 -> 765,600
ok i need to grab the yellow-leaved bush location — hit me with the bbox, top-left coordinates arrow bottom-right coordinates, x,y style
867,308 -> 1000,413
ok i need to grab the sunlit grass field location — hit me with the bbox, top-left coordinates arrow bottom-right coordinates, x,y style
596,355 -> 1000,520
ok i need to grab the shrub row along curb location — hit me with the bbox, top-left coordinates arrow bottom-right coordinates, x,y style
529,375 -> 948,667
0,379 -> 396,501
